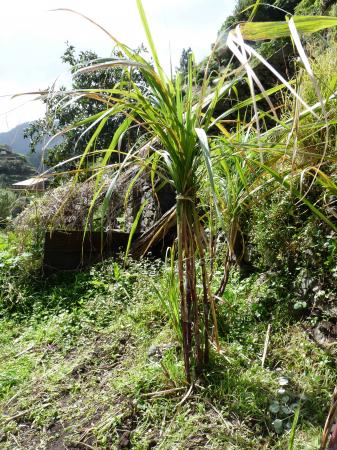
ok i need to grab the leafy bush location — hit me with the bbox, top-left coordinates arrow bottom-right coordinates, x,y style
249,190 -> 337,315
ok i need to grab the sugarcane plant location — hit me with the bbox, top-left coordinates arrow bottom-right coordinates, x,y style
50,0 -> 235,383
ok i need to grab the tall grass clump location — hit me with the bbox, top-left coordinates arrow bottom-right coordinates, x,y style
49,0 -> 234,382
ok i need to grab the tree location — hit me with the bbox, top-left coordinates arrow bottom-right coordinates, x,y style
177,47 -> 192,75
24,43 -> 148,169
219,0 -> 303,33
215,0 -> 304,67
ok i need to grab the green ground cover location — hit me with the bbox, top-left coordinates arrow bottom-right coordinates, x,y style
0,254 -> 335,449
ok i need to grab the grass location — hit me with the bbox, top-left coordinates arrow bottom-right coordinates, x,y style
0,255 -> 336,449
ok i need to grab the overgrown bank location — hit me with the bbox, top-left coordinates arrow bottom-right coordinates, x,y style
0,247 -> 336,449
1,0 -> 337,448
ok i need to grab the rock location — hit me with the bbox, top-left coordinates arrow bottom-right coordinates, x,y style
147,343 -> 175,360
312,320 -> 337,352
300,274 -> 315,297
147,345 -> 158,357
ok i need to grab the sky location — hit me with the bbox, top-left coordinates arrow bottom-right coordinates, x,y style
0,0 -> 236,132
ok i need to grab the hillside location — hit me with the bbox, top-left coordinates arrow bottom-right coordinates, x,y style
0,1 -> 337,449
0,123 -> 54,170
0,144 -> 35,187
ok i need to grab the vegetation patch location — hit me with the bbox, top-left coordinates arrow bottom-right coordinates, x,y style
0,256 -> 336,448
1,0 -> 337,448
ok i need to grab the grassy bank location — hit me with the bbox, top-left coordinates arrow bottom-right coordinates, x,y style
0,256 -> 335,449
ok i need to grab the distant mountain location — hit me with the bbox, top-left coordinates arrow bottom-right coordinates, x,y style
0,122 -> 53,171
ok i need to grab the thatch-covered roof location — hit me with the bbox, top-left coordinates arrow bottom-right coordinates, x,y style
14,170 -> 175,237
12,176 -> 48,191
